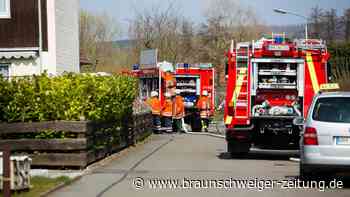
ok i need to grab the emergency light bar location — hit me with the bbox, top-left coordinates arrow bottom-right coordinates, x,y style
268,45 -> 290,51
294,39 -> 326,50
176,63 -> 213,69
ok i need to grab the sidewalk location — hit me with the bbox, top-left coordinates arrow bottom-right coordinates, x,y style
50,134 -> 175,197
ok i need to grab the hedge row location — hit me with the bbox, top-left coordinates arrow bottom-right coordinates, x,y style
0,73 -> 138,123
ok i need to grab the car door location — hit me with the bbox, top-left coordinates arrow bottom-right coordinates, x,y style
311,96 -> 350,158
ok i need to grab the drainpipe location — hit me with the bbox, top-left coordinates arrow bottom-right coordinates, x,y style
38,0 -> 43,74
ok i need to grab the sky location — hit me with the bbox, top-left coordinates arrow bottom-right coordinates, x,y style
80,0 -> 350,39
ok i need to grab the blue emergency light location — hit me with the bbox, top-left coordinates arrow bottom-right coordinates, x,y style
133,64 -> 140,70
274,36 -> 284,44
184,63 -> 189,69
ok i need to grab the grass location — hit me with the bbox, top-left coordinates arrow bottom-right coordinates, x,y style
0,176 -> 71,197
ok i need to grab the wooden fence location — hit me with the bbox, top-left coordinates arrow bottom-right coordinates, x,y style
0,113 -> 153,168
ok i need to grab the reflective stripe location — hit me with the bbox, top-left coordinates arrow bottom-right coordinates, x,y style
152,110 -> 161,115
200,110 -> 210,118
227,68 -> 247,125
231,68 -> 246,108
306,52 -> 320,93
162,112 -> 172,117
225,116 -> 233,125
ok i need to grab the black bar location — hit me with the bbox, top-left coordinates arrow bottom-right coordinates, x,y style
3,145 -> 11,197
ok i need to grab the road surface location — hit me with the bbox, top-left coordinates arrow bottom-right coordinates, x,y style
51,134 -> 350,197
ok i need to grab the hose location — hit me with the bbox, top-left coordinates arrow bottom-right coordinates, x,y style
293,103 -> 302,116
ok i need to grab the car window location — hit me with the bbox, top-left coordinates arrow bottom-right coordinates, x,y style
312,97 -> 350,123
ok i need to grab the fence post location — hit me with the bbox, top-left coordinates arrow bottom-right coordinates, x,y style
127,114 -> 136,146
3,144 -> 11,197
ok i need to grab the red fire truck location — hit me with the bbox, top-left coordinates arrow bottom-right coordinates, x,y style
175,63 -> 215,131
224,33 -> 331,155
133,61 -> 215,131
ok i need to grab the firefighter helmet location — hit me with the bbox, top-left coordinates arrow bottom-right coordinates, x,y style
151,91 -> 159,97
202,90 -> 209,96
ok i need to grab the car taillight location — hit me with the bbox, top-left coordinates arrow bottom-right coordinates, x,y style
304,127 -> 318,146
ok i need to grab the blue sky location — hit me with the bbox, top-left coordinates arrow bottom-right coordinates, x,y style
80,0 -> 350,39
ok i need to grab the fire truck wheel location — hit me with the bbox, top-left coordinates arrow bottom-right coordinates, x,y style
227,141 -> 250,158
190,115 -> 202,132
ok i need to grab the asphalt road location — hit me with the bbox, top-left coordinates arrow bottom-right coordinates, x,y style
51,134 -> 350,197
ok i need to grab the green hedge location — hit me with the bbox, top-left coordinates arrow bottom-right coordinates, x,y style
0,73 -> 138,123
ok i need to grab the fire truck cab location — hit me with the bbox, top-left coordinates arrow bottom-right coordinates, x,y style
224,33 -> 330,155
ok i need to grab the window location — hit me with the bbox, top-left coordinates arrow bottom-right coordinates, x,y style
312,97 -> 350,123
0,64 -> 9,79
0,0 -> 10,19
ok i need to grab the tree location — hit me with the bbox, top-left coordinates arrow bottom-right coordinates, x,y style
129,0 -> 266,87
344,8 -> 350,42
198,0 -> 265,86
323,9 -> 337,43
80,10 -> 119,72
309,6 -> 324,39
129,3 -> 196,64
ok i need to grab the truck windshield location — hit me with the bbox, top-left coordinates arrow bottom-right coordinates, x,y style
312,97 -> 350,123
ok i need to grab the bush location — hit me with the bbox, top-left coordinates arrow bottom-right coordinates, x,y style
0,73 -> 138,123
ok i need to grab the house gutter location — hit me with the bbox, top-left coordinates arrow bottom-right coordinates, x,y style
38,0 -> 43,74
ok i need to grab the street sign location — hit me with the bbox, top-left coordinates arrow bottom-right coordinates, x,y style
140,49 -> 158,69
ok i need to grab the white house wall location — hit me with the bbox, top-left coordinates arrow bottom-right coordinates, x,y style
43,0 -> 57,75
0,0 -> 80,77
54,0 -> 80,74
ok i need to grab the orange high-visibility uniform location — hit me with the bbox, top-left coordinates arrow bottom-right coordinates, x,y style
147,97 -> 161,115
197,96 -> 211,118
164,73 -> 176,88
174,95 -> 185,119
164,72 -> 176,97
162,99 -> 173,117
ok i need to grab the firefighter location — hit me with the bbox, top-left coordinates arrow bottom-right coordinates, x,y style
146,91 -> 161,131
197,90 -> 211,132
173,89 -> 185,133
164,71 -> 176,97
162,92 -> 173,132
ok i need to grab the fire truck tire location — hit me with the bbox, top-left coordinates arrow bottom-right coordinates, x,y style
227,141 -> 250,158
191,122 -> 202,132
190,113 -> 202,132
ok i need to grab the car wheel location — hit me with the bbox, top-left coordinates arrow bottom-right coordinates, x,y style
300,163 -> 313,180
228,141 -> 250,158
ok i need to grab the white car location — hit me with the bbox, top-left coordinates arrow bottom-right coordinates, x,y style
295,92 -> 350,178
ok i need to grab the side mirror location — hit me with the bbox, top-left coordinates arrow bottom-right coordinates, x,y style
293,117 -> 305,126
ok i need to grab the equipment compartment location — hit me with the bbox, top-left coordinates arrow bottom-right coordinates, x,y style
257,63 -> 298,90
252,61 -> 303,117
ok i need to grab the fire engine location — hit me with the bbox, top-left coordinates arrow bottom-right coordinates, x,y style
224,33 -> 331,155
133,61 -> 215,131
175,63 -> 215,131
